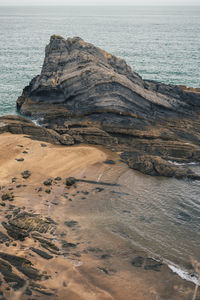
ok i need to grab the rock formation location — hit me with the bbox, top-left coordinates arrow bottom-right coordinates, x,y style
0,115 -> 74,145
16,35 -> 200,179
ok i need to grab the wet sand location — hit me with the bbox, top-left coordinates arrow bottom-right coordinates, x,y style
0,133 -> 198,300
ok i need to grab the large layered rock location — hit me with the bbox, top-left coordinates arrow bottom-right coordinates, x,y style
16,35 -> 200,178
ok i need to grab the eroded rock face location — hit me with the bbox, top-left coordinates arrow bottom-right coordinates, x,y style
17,35 -> 200,116
15,35 -> 200,178
0,115 -> 74,145
2,211 -> 56,241
121,152 -> 200,179
0,205 -> 59,295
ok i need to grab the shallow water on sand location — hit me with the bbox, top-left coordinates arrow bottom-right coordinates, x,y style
105,165 -> 200,272
72,160 -> 200,280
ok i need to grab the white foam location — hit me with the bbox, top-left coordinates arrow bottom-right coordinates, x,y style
31,117 -> 44,126
0,122 -> 6,127
168,160 -> 198,166
168,263 -> 199,285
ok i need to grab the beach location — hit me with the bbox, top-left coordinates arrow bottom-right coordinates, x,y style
0,132 -> 198,299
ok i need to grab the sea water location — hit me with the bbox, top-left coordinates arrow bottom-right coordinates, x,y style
0,5 -> 199,115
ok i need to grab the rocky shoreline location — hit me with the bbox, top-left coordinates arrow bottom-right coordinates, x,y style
0,35 -> 200,299
0,132 -> 199,299
15,35 -> 200,180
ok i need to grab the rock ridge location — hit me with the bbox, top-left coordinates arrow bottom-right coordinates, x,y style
15,35 -> 200,179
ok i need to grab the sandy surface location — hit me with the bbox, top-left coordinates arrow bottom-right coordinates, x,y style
0,133 -> 107,185
0,133 -> 197,300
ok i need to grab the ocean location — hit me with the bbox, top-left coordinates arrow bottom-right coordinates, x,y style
0,5 -> 199,116
0,5 -> 200,281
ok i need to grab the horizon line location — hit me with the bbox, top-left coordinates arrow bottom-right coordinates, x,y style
0,4 -> 200,6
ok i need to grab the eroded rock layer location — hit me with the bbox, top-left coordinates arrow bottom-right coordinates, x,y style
16,35 -> 200,178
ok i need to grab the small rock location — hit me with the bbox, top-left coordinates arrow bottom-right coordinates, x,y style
41,143 -> 47,147
5,214 -> 12,219
103,160 -> 116,165
16,185 -> 22,188
62,241 -> 77,249
101,254 -> 111,259
131,256 -> 163,272
54,177 -> 62,181
45,189 -> 51,194
30,247 -> 53,260
95,187 -> 104,192
144,258 -> 163,272
13,208 -> 20,216
0,231 -> 10,244
73,252 -> 81,257
64,220 -> 78,228
43,179 -> 52,186
8,204 -> 15,209
66,177 -> 76,187
88,247 -> 102,253
60,232 -> 66,237
1,193 -> 14,202
82,191 -> 89,195
97,267 -> 109,274
131,256 -> 144,267
25,288 -> 32,295
21,170 -> 31,179
15,158 -> 24,162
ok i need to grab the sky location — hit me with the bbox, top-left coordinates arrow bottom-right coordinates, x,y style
0,0 -> 199,5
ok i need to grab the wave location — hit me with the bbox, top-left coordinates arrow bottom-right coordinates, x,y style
168,160 -> 199,166
167,261 -> 198,285
31,117 -> 44,126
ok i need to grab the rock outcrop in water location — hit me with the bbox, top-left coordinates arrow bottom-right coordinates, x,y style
16,35 -> 200,179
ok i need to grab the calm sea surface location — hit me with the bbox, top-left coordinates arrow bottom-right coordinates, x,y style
0,5 -> 200,280
0,6 -> 200,115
